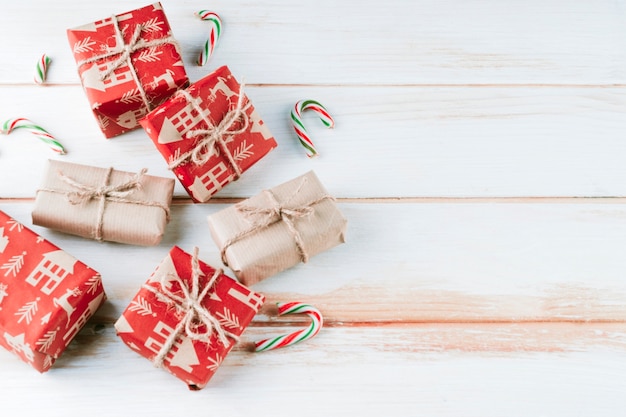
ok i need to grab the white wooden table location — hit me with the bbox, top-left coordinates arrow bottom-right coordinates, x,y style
2,0 -> 626,415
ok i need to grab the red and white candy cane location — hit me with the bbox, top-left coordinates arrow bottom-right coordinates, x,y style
253,302 -> 323,352
291,99 -> 334,158
195,10 -> 222,66
34,54 -> 51,85
1,118 -> 66,154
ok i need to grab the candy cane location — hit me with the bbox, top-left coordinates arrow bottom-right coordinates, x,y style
1,118 -> 66,154
34,54 -> 51,85
195,10 -> 222,66
253,302 -> 323,352
291,99 -> 334,158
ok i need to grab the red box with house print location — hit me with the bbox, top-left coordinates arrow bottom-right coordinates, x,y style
140,66 -> 278,202
115,246 -> 264,389
0,211 -> 106,372
67,2 -> 189,138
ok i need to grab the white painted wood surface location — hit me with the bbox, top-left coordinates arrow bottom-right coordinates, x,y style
1,0 -> 626,415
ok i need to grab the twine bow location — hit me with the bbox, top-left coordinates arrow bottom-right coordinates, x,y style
167,86 -> 251,175
220,177 -> 334,266
75,15 -> 178,111
142,247 -> 239,368
38,167 -> 170,241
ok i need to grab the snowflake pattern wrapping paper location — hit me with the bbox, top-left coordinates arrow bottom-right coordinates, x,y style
67,2 -> 189,138
0,210 -> 106,372
32,160 -> 175,246
140,65 -> 278,202
207,171 -> 348,286
115,246 -> 265,389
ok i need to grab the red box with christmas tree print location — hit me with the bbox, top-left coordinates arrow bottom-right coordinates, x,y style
0,210 -> 106,372
140,65 -> 278,202
115,246 -> 264,389
67,2 -> 189,138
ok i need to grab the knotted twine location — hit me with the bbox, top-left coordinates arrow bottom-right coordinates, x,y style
75,15 -> 178,111
38,167 -> 170,241
220,177 -> 335,266
141,247 -> 239,368
167,86 -> 252,176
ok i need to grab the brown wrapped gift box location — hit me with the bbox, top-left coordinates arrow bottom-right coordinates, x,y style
207,171 -> 347,285
32,160 -> 174,246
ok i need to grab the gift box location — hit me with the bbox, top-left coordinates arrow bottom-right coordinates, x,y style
67,2 -> 189,138
207,171 -> 347,285
32,160 -> 174,246
0,210 -> 106,372
140,65 -> 278,202
115,246 -> 264,389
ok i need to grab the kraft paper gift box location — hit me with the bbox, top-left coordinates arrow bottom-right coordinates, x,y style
115,246 -> 265,389
32,160 -> 174,246
0,210 -> 106,372
207,171 -> 347,286
140,65 -> 278,202
67,2 -> 189,138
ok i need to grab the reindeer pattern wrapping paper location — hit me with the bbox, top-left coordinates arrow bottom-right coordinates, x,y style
115,246 -> 265,389
67,2 -> 189,138
140,65 -> 278,202
0,210 -> 106,372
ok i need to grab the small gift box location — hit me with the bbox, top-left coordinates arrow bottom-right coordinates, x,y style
67,2 -> 189,138
140,65 -> 278,202
0,210 -> 106,372
207,171 -> 347,285
32,160 -> 174,246
115,246 -> 265,389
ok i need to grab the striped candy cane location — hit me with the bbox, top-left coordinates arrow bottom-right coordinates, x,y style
254,302 -> 323,352
34,54 -> 51,85
195,10 -> 222,66
1,118 -> 66,154
291,99 -> 334,158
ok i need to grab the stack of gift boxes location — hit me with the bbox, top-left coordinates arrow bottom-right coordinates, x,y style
0,3 -> 346,389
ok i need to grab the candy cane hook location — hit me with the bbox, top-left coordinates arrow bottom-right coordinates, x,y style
291,99 -> 334,158
1,118 -> 66,154
252,302 -> 323,352
195,10 -> 222,66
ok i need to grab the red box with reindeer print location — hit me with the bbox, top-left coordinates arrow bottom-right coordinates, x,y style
140,65 -> 278,202
115,246 -> 264,389
0,210 -> 106,372
67,2 -> 189,138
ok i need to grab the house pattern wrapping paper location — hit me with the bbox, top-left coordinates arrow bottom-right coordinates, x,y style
0,211 -> 106,372
115,246 -> 265,389
67,2 -> 189,138
140,65 -> 278,202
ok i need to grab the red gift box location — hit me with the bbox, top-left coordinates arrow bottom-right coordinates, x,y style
140,65 -> 278,202
115,246 -> 265,389
0,211 -> 106,372
67,2 -> 189,138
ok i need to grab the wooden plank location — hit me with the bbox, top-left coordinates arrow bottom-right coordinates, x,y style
1,0 -> 625,85
2,200 -> 626,322
1,324 -> 625,416
3,85 -> 626,198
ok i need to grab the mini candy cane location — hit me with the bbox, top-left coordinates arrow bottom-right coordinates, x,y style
195,10 -> 222,66
253,302 -> 323,352
291,99 -> 334,158
34,54 -> 51,85
1,118 -> 66,154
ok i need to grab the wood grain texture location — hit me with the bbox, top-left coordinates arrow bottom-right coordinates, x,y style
1,0 -> 626,415
1,0 -> 626,85
3,85 -> 626,198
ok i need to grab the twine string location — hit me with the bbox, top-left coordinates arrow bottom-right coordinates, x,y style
141,247 -> 239,368
219,178 -> 335,266
37,167 -> 170,241
167,85 -> 251,173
